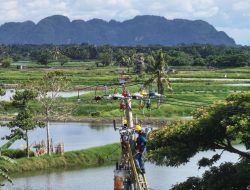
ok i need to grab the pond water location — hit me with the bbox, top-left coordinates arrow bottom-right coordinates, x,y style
3,145 -> 243,190
224,83 -> 250,87
0,89 -> 89,101
0,122 -> 245,190
170,78 -> 250,81
0,122 -> 119,151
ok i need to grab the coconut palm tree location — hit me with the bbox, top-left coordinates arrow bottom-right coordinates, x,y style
145,50 -> 172,94
0,155 -> 15,186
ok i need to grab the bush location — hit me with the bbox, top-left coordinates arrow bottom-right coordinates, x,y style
90,112 -> 101,117
1,149 -> 34,158
1,57 -> 12,68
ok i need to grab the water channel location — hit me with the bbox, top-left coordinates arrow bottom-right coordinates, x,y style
0,89 -> 89,102
0,122 -> 244,190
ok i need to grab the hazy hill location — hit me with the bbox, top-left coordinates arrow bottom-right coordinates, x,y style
0,15 -> 235,46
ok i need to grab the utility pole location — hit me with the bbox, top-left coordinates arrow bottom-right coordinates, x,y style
114,95 -> 149,190
125,97 -> 133,128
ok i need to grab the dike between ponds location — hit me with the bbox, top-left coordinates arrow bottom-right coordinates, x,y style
0,143 -> 120,174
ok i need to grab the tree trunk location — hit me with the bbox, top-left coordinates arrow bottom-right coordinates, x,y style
46,120 -> 51,155
157,70 -> 161,94
26,130 -> 29,158
46,109 -> 51,155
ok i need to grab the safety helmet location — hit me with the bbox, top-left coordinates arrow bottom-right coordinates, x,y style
135,125 -> 142,131
123,119 -> 127,125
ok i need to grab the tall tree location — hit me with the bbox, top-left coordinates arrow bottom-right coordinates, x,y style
6,108 -> 44,157
99,52 -> 112,67
58,54 -> 69,66
5,90 -> 44,157
37,51 -> 51,65
147,92 -> 250,189
147,92 -> 250,166
34,71 -> 69,155
134,53 -> 145,74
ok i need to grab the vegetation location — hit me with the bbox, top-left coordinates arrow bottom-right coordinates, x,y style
145,50 -> 172,94
1,149 -> 34,159
1,57 -> 12,68
171,160 -> 250,190
147,92 -> 250,189
0,44 -> 250,69
0,155 -> 15,186
0,44 -> 249,189
0,143 -> 120,174
3,90 -> 44,157
32,71 -> 70,155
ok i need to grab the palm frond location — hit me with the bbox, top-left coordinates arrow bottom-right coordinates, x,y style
0,169 -> 13,184
0,155 -> 16,164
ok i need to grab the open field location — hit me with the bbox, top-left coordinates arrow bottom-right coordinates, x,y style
0,63 -> 249,119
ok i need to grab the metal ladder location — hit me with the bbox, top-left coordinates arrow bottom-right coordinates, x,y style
127,143 -> 149,190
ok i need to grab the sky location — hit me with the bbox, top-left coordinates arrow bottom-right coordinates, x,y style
0,0 -> 249,45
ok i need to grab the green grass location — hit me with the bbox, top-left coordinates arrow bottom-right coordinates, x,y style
0,65 -> 249,119
0,143 -> 120,174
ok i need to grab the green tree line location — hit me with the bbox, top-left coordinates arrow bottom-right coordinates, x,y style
0,44 -> 249,68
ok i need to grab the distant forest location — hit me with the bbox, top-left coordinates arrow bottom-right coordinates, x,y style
0,44 -> 249,68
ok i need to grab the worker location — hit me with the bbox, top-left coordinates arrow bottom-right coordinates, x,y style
123,119 -> 128,128
134,124 -> 147,174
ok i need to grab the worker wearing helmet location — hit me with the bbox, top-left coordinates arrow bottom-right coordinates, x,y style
134,124 -> 147,174
123,119 -> 127,126
122,119 -> 128,129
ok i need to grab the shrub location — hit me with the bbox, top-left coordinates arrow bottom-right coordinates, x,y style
1,57 -> 12,68
1,149 -> 34,159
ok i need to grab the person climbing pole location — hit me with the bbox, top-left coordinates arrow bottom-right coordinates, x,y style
134,124 -> 147,174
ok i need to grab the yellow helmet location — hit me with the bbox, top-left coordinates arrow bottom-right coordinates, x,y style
123,119 -> 127,125
135,125 -> 142,131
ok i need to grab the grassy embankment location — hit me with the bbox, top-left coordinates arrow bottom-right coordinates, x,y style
0,143 -> 120,174
0,64 -> 249,120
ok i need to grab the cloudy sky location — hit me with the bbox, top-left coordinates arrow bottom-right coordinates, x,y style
0,0 -> 249,45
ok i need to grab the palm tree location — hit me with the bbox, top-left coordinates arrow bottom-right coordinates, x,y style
0,155 -> 15,186
121,55 -> 133,73
145,50 -> 172,94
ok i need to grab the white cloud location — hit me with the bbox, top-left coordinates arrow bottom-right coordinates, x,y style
0,0 -> 20,22
232,0 -> 250,11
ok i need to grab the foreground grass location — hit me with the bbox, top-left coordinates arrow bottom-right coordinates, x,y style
0,143 -> 120,174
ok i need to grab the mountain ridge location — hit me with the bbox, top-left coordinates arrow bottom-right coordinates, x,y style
0,15 -> 236,46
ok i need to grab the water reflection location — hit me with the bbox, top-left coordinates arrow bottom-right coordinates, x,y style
88,123 -> 112,131
0,122 -> 119,151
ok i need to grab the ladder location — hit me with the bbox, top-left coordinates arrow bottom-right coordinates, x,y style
127,143 -> 149,190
